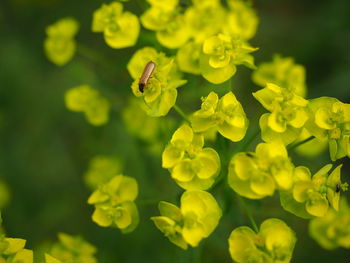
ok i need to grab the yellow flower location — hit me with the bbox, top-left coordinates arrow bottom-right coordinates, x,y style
253,83 -> 309,145
49,233 -> 97,263
162,125 -> 220,190
151,190 -> 222,249
44,17 -> 79,66
280,164 -> 347,219
128,47 -> 186,117
224,0 -> 259,40
84,155 -> 123,190
228,141 -> 294,199
200,34 -> 257,84
309,199 -> 350,250
185,1 -> 226,42
0,219 -> 33,263
228,218 -> 296,263
176,41 -> 202,75
92,2 -> 139,48
252,54 -> 307,97
191,91 -> 249,142
64,85 -> 110,126
141,1 -> 190,49
87,175 -> 139,233
306,97 -> 350,161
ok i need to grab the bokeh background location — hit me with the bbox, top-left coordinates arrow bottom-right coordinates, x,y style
0,0 -> 350,262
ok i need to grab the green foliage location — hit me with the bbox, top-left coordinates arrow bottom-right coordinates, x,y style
122,97 -> 175,153
0,180 -> 10,209
294,129 -> 328,157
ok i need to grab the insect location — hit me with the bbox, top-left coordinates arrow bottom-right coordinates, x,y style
138,61 -> 156,93
336,183 -> 341,193
246,152 -> 254,158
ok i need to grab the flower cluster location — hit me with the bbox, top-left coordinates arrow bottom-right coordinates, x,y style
309,199 -> 350,250
306,97 -> 350,161
88,175 -> 139,233
200,33 -> 257,83
253,83 -> 309,145
92,2 -> 140,49
40,0 -> 350,261
65,85 -> 111,126
228,218 -> 296,263
280,164 -> 348,218
162,124 -> 220,190
252,54 -> 307,97
191,91 -> 249,142
49,233 -> 97,263
84,155 -> 123,190
151,190 -> 222,249
141,0 -> 189,49
44,17 -> 79,66
139,0 -> 258,85
127,47 -> 187,117
228,141 -> 294,199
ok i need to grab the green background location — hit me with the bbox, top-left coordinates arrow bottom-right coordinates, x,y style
0,0 -> 349,262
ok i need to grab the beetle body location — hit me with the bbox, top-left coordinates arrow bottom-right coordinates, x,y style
336,183 -> 341,193
139,61 -> 156,93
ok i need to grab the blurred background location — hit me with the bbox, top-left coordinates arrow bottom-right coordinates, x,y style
0,0 -> 350,262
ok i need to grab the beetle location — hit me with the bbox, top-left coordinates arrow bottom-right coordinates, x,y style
138,61 -> 156,93
336,183 -> 341,193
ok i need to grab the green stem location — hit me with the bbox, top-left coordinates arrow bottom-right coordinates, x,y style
211,127 -> 260,191
135,0 -> 147,10
287,136 -> 315,150
173,104 -> 190,123
236,195 -> 259,233
137,199 -> 159,206
77,43 -> 114,69
193,242 -> 203,263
